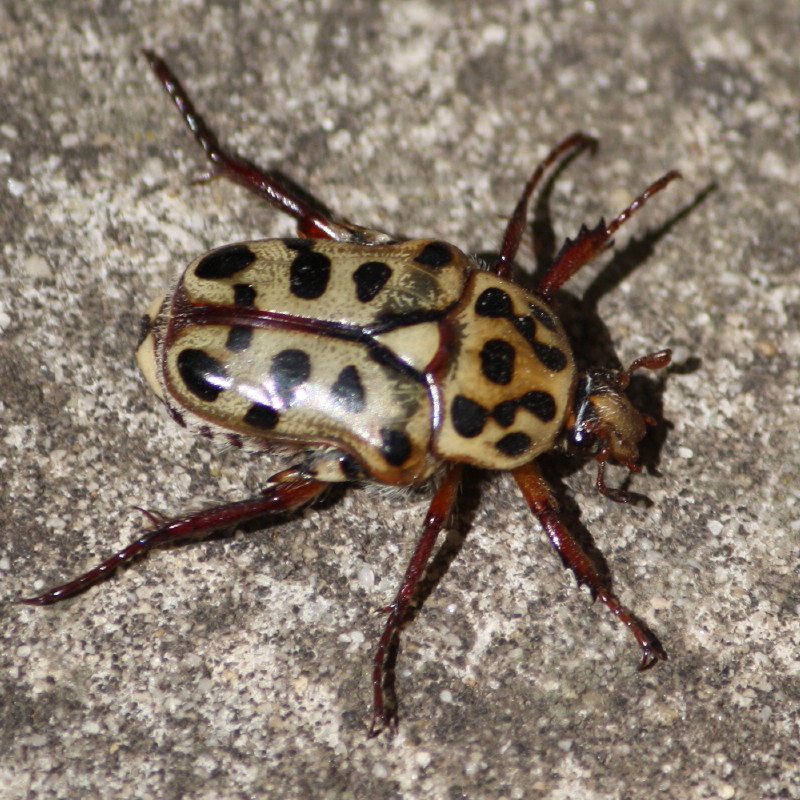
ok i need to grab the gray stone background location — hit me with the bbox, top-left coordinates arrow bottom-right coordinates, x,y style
1,1 -> 798,798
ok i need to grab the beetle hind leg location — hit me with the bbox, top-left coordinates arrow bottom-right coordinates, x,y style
143,50 -> 387,243
20,468 -> 327,606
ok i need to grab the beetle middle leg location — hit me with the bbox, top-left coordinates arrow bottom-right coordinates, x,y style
492,132 -> 598,280
369,463 -> 463,737
490,132 -> 680,296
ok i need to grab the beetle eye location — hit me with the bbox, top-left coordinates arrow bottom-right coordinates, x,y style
566,422 -> 599,455
565,374 -> 600,454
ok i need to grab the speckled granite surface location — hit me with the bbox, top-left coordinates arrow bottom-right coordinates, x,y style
2,2 -> 798,798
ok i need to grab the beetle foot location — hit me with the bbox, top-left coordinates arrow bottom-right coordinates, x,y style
368,709 -> 398,739
620,608 -> 668,671
131,505 -> 165,525
636,636 -> 668,671
188,167 -> 222,186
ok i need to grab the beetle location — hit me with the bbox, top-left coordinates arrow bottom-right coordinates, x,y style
23,51 -> 681,736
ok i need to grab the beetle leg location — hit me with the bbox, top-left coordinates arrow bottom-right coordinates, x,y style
143,50 -> 385,243
369,463 -> 462,737
20,469 -> 326,606
536,170 -> 682,301
512,462 -> 666,670
492,132 -> 598,280
131,505 -> 167,526
594,460 -> 638,504
617,349 -> 673,389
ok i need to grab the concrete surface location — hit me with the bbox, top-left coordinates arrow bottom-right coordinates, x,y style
1,1 -> 798,798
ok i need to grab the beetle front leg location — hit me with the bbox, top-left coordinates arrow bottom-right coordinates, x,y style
492,132 -> 598,280
369,464 -> 462,737
512,462 -> 666,670
20,469 -> 327,606
143,50 -> 387,244
536,170 -> 682,301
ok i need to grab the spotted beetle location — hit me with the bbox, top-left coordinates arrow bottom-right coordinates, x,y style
23,51 -> 681,736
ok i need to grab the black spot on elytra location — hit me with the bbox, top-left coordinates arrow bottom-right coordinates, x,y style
529,303 -> 556,331
244,403 -> 280,430
380,428 -> 412,466
353,261 -> 392,303
533,342 -> 567,372
270,349 -> 311,404
177,349 -> 229,402
512,316 -> 536,347
194,244 -> 256,279
519,391 -> 556,422
495,432 -> 532,457
225,326 -> 252,352
283,238 -> 315,251
233,283 -> 256,307
414,241 -> 453,269
331,365 -> 366,413
451,395 -> 487,438
475,287 -> 513,318
290,250 -> 331,299
480,339 -> 515,385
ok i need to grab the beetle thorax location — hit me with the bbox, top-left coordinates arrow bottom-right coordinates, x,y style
432,270 -> 577,470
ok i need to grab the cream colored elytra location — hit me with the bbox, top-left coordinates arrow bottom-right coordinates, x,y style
136,237 -> 576,485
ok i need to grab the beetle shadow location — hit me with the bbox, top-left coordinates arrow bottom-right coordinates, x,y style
580,181 -> 716,309
521,181 -> 711,569
477,157 -> 711,488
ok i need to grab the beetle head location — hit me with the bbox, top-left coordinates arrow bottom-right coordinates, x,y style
564,349 -> 671,475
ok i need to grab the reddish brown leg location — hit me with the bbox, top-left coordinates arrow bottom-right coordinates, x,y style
513,462 -> 666,670
536,170 -> 682,301
143,50 -> 362,241
20,469 -> 326,606
369,464 -> 462,737
594,460 -> 638,504
618,349 -> 673,389
491,132 -> 598,279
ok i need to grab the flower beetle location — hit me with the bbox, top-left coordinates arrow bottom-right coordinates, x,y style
24,51 -> 681,736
